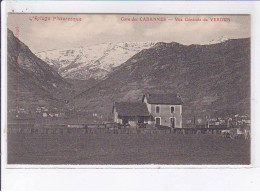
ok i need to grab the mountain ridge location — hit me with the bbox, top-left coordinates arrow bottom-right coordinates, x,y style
7,29 -> 72,110
71,38 -> 250,125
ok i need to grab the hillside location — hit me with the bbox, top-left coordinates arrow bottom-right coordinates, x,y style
7,29 -> 72,111
72,38 -> 250,124
36,42 -> 156,80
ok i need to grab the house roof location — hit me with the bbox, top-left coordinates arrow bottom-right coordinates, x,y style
143,93 -> 183,105
113,102 -> 150,117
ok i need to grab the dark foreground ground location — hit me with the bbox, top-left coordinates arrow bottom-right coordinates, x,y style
8,133 -> 250,165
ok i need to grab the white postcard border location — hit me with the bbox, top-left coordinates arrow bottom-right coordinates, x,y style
1,0 -> 260,190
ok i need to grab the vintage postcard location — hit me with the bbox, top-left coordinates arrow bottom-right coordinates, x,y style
6,13 -> 250,165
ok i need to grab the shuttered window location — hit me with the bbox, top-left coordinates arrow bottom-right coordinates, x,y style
171,106 -> 175,114
156,106 -> 160,113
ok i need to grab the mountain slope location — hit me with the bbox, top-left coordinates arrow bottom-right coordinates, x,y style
72,38 -> 250,124
7,29 -> 71,110
36,42 -> 156,80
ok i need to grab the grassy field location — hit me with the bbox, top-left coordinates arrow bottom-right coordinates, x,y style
8,133 -> 250,165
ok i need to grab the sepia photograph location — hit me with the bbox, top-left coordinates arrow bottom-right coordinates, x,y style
6,13 -> 250,165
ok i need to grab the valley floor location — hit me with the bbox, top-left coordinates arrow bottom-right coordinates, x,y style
7,133 -> 250,165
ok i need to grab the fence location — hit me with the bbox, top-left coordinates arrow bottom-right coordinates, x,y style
7,123 -> 249,138
8,124 -> 171,135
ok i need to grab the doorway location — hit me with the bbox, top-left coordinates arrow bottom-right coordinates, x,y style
170,117 -> 175,128
155,117 -> 161,125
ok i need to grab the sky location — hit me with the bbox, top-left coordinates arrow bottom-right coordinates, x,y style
8,14 -> 250,53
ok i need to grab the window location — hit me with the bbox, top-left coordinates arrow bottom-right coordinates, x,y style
156,106 -> 160,113
171,106 -> 175,114
155,117 -> 161,125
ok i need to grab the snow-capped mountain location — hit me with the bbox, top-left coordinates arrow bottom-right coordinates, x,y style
36,42 -> 156,80
208,36 -> 229,45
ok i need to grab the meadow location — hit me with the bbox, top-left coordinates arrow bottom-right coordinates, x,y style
7,133 -> 250,165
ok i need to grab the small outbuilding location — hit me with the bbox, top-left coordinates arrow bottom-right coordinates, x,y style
112,102 -> 151,127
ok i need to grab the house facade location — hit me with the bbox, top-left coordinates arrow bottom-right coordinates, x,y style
113,93 -> 183,128
142,93 -> 183,128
